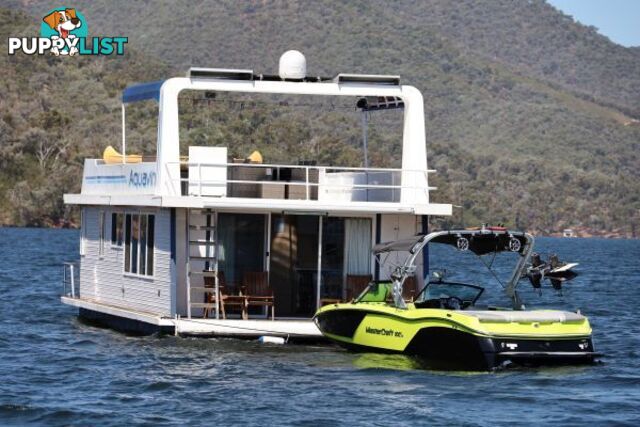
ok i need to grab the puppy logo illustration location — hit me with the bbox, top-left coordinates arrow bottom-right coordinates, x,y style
42,8 -> 83,55
8,8 -> 126,56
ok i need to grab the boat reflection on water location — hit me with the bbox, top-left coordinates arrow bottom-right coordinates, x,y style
352,353 -> 424,371
352,352 -> 494,375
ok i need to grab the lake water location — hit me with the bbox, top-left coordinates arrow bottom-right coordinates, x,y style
0,227 -> 639,426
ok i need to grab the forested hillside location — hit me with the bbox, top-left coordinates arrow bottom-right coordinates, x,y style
2,1 -> 639,236
0,8 -> 169,226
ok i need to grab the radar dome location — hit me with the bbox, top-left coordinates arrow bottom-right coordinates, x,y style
279,50 -> 306,80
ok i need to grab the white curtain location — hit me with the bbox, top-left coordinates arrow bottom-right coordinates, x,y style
344,218 -> 372,275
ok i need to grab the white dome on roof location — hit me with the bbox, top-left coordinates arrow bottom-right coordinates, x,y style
279,50 -> 306,80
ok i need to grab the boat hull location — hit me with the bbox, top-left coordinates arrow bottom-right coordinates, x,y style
314,305 -> 598,370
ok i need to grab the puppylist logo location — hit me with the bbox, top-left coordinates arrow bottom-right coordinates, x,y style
8,7 -> 127,56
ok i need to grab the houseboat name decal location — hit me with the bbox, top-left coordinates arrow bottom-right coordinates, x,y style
129,171 -> 156,188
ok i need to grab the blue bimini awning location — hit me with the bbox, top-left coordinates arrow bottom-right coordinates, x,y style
122,80 -> 165,103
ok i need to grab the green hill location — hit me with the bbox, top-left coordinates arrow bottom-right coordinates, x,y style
1,2 -> 639,236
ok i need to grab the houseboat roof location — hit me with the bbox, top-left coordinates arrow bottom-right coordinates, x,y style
64,51 -> 452,217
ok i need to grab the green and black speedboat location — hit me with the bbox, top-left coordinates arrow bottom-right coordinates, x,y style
314,228 -> 599,370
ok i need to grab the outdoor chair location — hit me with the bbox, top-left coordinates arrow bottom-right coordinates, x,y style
345,274 -> 373,301
203,271 -> 247,319
243,271 -> 274,320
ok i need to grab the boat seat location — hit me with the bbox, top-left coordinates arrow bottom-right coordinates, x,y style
462,310 -> 586,323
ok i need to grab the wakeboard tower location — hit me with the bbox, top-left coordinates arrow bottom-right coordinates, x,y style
314,227 -> 598,370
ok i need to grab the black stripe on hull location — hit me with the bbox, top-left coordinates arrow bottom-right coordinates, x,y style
321,317 -> 597,371
314,309 -> 367,338
406,327 -> 497,370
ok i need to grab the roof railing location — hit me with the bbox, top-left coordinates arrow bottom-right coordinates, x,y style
163,161 -> 436,202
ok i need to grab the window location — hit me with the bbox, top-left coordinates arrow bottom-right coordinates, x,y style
99,211 -> 105,257
111,212 -> 124,246
124,213 -> 155,276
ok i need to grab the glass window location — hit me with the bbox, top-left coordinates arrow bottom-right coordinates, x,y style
131,214 -> 139,274
218,213 -> 265,287
111,213 -> 124,246
147,215 -> 155,275
139,215 -> 147,276
99,211 -> 105,257
321,217 -> 345,301
124,214 -> 131,272
124,212 -> 155,276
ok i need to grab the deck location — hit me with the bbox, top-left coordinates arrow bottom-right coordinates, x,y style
61,296 -> 323,341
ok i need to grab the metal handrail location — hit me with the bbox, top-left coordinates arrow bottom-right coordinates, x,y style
169,160 -> 436,173
177,177 -> 435,190
62,262 -> 79,298
165,161 -> 437,199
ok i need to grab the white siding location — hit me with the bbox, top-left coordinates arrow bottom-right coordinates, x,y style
79,207 -> 174,316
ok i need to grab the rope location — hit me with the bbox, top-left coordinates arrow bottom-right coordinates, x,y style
476,253 -> 506,289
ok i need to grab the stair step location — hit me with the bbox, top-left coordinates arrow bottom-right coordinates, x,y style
189,287 -> 218,293
190,271 -> 218,277
189,240 -> 217,245
189,225 -> 216,230
190,270 -> 218,277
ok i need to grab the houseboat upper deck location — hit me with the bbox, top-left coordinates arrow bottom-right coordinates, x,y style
61,51 -> 452,339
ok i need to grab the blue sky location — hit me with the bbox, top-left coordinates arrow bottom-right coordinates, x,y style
547,0 -> 640,47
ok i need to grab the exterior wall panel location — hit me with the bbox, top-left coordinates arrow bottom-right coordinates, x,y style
79,207 -> 173,316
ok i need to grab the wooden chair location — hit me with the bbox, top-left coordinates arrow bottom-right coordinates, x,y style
203,272 -> 247,319
345,274 -> 373,301
243,271 -> 274,320
203,271 -> 224,318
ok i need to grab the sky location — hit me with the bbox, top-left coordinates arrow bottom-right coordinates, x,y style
547,0 -> 640,47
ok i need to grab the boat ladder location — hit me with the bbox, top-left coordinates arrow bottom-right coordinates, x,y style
186,208 -> 219,319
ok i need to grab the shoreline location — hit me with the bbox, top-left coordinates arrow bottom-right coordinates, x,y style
1,223 -> 636,240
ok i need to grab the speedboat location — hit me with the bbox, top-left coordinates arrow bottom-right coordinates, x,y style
314,228 -> 599,370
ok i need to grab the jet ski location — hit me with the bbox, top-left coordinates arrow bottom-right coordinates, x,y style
314,228 -> 598,370
527,252 -> 578,292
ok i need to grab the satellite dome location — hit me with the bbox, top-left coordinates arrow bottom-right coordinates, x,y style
279,50 -> 306,80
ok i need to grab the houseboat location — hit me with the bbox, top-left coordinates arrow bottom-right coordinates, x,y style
61,51 -> 452,340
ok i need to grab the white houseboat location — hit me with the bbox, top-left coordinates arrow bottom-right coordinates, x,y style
61,51 -> 452,340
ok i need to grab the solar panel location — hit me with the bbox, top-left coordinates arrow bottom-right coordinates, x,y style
187,68 -> 254,80
334,73 -> 401,85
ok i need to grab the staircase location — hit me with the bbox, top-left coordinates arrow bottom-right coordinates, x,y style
186,209 -> 219,318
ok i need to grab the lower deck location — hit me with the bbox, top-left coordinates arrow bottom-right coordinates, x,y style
71,207 -> 426,318
62,296 -> 324,341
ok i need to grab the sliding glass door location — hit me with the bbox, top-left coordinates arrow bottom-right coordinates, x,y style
269,215 -> 372,317
217,213 -> 266,291
270,214 -> 319,317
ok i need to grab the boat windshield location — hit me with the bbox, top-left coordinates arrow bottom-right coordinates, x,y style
416,282 -> 484,307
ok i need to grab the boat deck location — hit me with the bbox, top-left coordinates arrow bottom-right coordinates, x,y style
61,296 -> 323,341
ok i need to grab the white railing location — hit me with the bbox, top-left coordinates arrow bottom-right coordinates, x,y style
62,262 -> 79,298
165,162 -> 436,204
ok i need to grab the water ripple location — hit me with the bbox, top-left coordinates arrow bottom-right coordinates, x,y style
1,228 -> 639,425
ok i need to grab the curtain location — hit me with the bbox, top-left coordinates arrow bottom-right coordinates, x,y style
344,218 -> 372,275
217,214 -> 234,282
